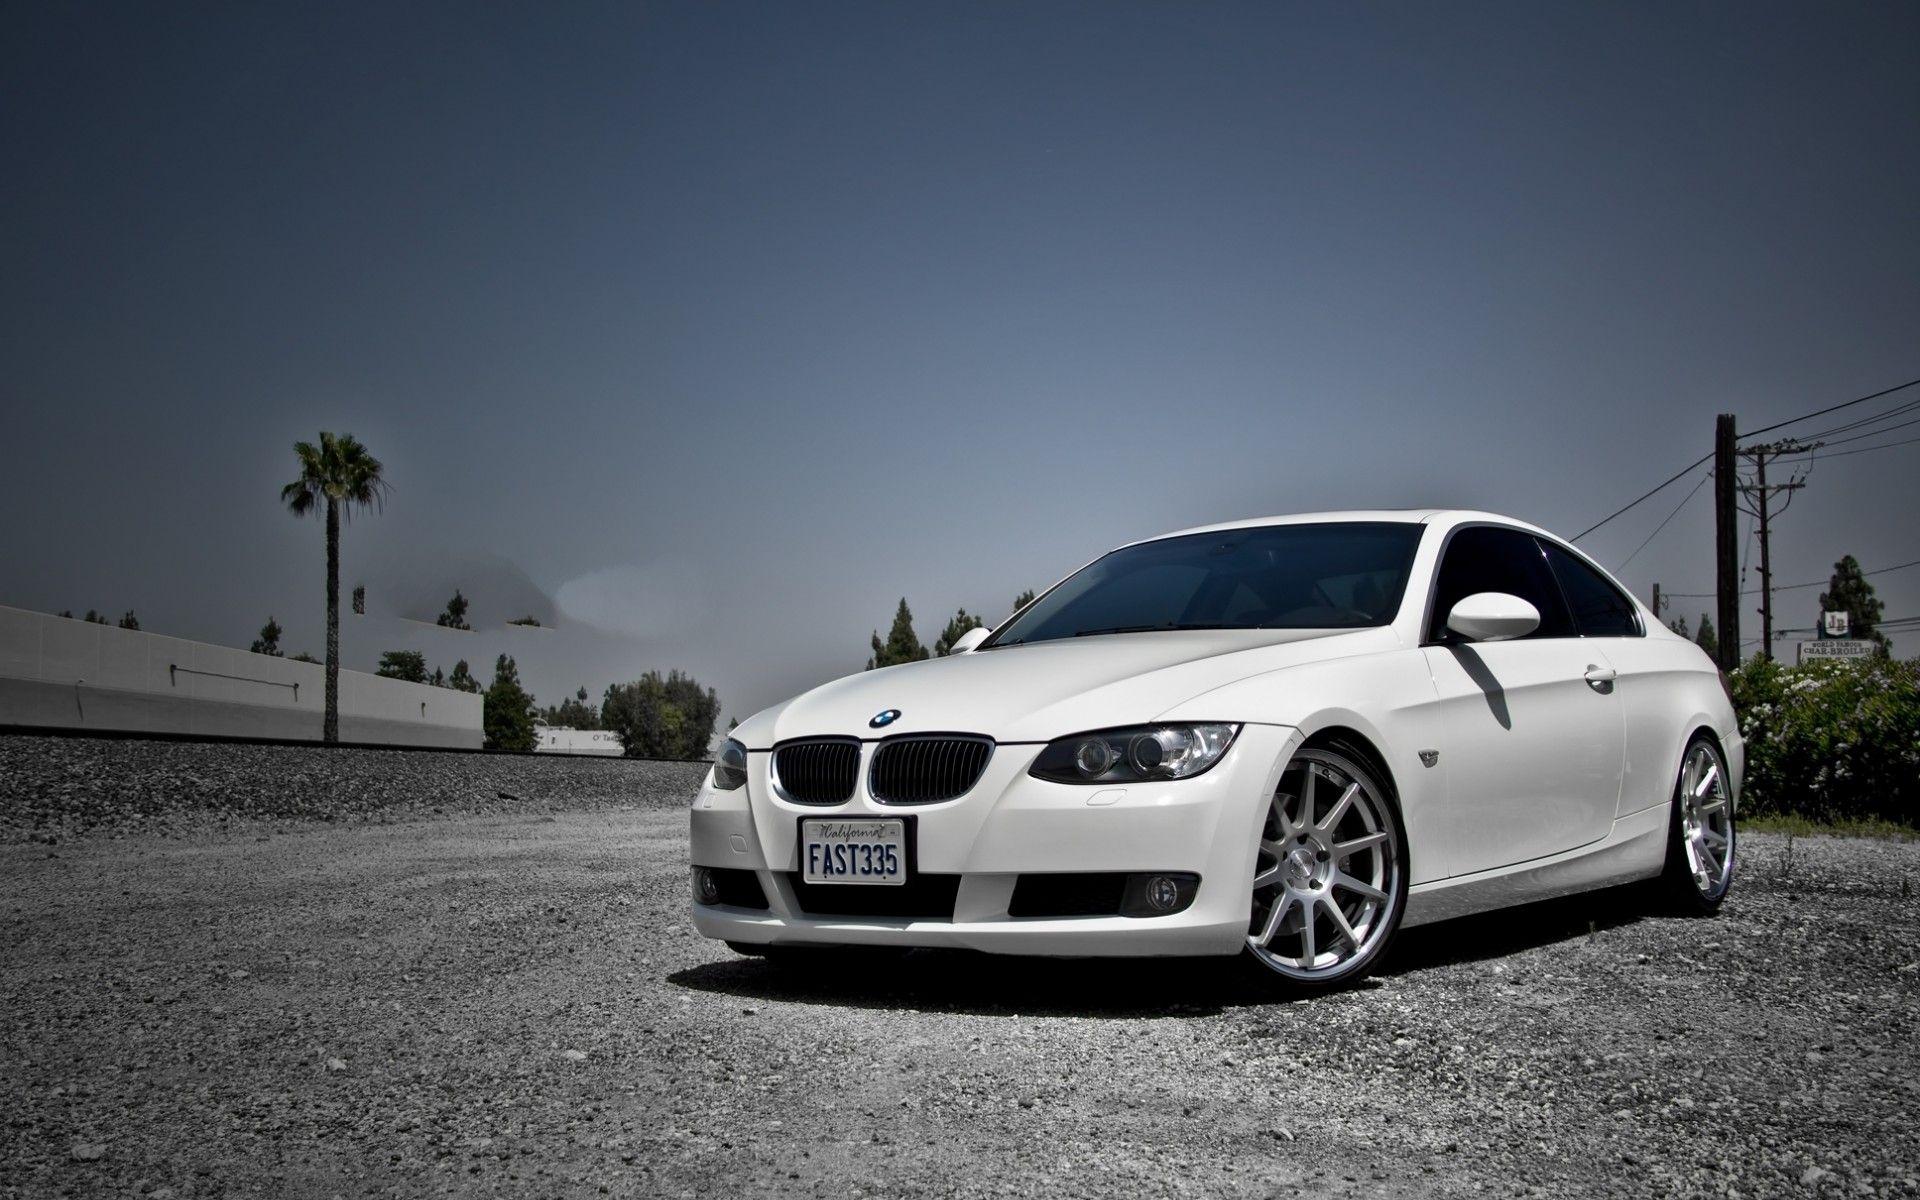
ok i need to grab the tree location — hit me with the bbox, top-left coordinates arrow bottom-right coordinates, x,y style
1012,589 -> 1036,614
602,670 -> 721,759
1667,615 -> 1690,639
541,685 -> 600,730
509,615 -> 542,627
352,584 -> 365,616
250,616 -> 285,656
934,608 -> 984,656
1695,613 -> 1719,661
282,432 -> 388,743
447,659 -> 481,694
117,611 -> 140,630
376,649 -> 429,683
437,589 -> 471,630
83,610 -> 107,624
429,666 -> 446,688
867,599 -> 929,669
291,652 -> 320,664
1818,555 -> 1888,651
58,610 -> 72,619
483,654 -> 537,751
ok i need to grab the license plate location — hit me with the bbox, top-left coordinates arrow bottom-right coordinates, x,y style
801,818 -> 907,886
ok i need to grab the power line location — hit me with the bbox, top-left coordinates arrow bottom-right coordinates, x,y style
1768,616 -> 1916,638
1819,434 -> 1920,460
1815,414 -> 1920,448
1572,376 -> 1918,542
1796,397 -> 1920,442
1616,468 -> 1710,571
1739,376 -> 1920,442
1662,557 -> 1920,599
1572,452 -> 1711,541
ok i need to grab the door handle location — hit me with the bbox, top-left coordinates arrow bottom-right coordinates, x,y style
1583,664 -> 1617,685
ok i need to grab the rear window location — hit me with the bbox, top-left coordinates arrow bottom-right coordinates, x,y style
1543,542 -> 1642,638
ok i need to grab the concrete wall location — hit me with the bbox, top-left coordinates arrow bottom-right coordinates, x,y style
535,726 -> 625,755
0,605 -> 481,748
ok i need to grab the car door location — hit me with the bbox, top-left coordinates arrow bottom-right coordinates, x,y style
1538,538 -> 1664,819
1419,525 -> 1626,879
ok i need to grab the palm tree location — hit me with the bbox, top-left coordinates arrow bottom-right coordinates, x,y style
281,432 -> 388,743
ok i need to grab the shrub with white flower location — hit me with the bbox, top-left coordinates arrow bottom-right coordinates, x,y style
1729,655 -> 1919,822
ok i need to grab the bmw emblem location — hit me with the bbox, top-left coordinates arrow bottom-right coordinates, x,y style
869,709 -> 901,729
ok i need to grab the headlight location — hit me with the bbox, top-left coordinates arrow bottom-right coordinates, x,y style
711,738 -> 749,791
1029,723 -> 1239,784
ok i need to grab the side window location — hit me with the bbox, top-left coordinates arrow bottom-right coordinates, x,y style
1543,542 -> 1641,637
1427,527 -> 1574,642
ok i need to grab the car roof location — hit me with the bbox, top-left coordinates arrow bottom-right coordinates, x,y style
1125,509 -> 1561,548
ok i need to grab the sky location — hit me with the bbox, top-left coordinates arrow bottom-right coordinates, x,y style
3,1 -> 1917,725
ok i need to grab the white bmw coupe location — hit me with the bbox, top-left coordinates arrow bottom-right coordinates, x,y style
691,510 -> 1739,990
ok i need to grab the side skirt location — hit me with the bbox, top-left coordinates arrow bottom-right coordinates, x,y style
1402,804 -> 1668,929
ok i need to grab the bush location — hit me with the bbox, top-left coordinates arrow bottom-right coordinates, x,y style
375,649 -> 428,683
1730,656 -> 1920,823
601,670 -> 720,760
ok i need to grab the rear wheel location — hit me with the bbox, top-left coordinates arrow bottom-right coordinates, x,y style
1658,735 -> 1735,912
1244,746 -> 1407,991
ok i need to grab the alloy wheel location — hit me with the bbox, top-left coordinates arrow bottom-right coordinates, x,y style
1247,749 -> 1403,982
1677,740 -> 1735,900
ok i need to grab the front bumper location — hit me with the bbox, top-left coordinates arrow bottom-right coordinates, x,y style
689,723 -> 1299,957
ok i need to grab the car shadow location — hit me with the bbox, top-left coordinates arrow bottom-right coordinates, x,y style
1375,882 -> 1652,976
668,946 -> 1277,1018
665,883 -> 1662,1017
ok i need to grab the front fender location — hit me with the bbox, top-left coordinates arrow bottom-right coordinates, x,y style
1156,648 -> 1450,886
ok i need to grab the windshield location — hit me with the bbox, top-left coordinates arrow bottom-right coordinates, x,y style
987,522 -> 1424,648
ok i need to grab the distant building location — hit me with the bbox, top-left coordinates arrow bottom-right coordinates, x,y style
534,723 -> 623,756
0,604 -> 480,748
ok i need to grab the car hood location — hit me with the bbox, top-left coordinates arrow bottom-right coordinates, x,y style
736,626 -> 1402,746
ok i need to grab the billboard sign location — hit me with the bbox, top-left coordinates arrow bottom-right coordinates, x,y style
1798,639 -> 1872,663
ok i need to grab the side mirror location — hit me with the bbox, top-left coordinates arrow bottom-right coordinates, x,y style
948,626 -> 991,654
1446,592 -> 1540,643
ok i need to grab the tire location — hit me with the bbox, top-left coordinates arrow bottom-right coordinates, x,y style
1241,744 -> 1409,992
1658,734 -> 1736,913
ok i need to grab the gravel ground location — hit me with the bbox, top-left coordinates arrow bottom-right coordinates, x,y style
3,759 -> 1918,1198
0,734 -> 702,843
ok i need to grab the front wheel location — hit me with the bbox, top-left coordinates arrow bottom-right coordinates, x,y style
1658,735 -> 1735,912
1243,746 -> 1408,991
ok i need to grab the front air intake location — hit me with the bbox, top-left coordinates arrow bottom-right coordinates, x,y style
772,739 -> 860,805
868,735 -> 994,805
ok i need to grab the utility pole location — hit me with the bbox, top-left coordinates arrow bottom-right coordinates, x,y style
1736,437 -> 1821,661
1713,415 -> 1739,671
1651,583 -> 1662,627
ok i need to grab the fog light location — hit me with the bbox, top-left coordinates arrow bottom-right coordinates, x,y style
693,867 -> 721,905
1119,871 -> 1199,917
